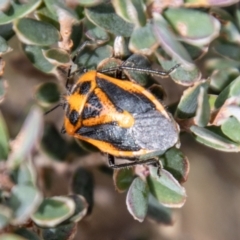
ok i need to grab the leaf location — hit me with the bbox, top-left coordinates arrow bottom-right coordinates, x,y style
13,18 -> 60,46
147,168 -> 186,208
8,185 -> 42,225
0,0 -> 42,25
129,22 -> 158,55
162,148 -> 190,183
152,13 -> 194,69
190,125 -> 240,152
40,222 -> 77,240
113,168 -> 135,193
215,76 -> 240,109
126,177 -> 149,222
85,2 -> 134,37
8,106 -> 43,169
14,228 -> 40,240
210,68 -> 239,93
194,86 -> 210,127
158,59 -> 201,86
164,8 -> 220,45
35,82 -> 60,107
42,49 -> 70,66
22,44 -> 55,73
147,194 -> 173,225
176,81 -> 208,119
113,0 -> 147,27
71,168 -> 94,214
221,116 -> 240,143
32,196 -> 75,227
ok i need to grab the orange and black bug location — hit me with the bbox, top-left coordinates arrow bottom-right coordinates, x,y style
46,46 -> 180,172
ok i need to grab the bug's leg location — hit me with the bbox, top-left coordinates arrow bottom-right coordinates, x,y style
108,155 -> 162,176
100,63 -> 180,78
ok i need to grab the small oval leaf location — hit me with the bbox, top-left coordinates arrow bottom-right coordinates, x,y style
85,3 -> 134,37
126,177 -> 149,222
14,18 -> 60,46
147,167 -> 186,208
32,196 -> 75,227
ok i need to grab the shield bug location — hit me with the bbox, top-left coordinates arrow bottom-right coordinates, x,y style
46,46 -> 180,173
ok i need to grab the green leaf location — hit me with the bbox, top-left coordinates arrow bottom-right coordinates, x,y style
153,13 -> 194,69
77,0 -> 105,6
76,45 -> 113,69
129,22 -> 158,55
176,81 -> 208,119
158,59 -> 201,86
113,0 -> 147,27
194,86 -> 210,127
190,125 -> 240,152
213,41 -> 240,61
13,18 -> 60,46
113,168 -> 135,193
210,68 -> 239,93
84,18 -> 109,44
71,168 -> 94,214
0,36 -> 11,54
41,123 -> 69,161
0,111 -> 9,160
7,107 -> 43,169
40,222 -> 77,240
35,6 -> 59,29
0,23 -> 14,40
0,0 -> 42,25
11,162 -> 36,186
147,168 -> 186,207
43,49 -> 70,66
215,76 -> 240,109
22,44 -> 55,73
32,196 -> 75,227
126,177 -> 149,222
66,195 -> 88,222
85,2 -> 134,37
164,8 -> 220,45
43,0 -> 78,19
162,148 -> 189,183
147,194 -> 172,225
8,185 -> 42,225
35,82 -> 60,107
205,58 -> 240,73
221,117 -> 240,143
14,228 -> 40,240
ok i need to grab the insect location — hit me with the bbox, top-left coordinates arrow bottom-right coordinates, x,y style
57,53 -> 180,173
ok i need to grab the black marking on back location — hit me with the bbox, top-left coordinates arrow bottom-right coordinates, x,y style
76,123 -> 141,151
96,77 -> 155,114
78,81 -> 91,95
69,109 -> 79,126
73,81 -> 91,95
82,91 -> 103,119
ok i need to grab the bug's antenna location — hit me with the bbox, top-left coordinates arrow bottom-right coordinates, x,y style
44,103 -> 63,115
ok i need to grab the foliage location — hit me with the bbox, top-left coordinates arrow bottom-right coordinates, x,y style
0,0 -> 240,239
